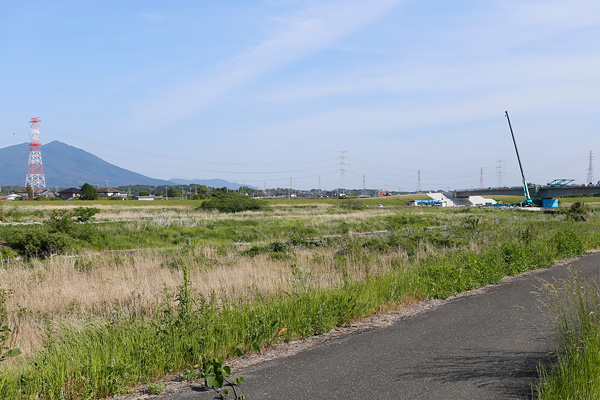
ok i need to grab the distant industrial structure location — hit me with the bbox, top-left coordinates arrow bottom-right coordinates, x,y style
24,117 -> 46,191
587,150 -> 594,184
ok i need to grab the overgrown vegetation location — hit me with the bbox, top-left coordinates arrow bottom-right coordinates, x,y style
567,201 -> 589,221
536,271 -> 600,399
0,290 -> 20,363
0,202 -> 598,398
6,207 -> 100,258
199,192 -> 264,213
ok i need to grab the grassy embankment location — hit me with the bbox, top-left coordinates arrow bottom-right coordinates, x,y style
0,200 -> 598,398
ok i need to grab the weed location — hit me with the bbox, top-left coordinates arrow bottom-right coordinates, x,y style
178,367 -> 202,382
202,356 -> 244,399
536,270 -> 600,398
0,290 -> 20,362
146,382 -> 165,395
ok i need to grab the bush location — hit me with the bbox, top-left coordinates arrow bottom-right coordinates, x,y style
0,246 -> 17,260
8,229 -> 72,258
73,207 -> 100,223
47,209 -> 75,234
553,229 -> 584,258
337,199 -> 366,210
567,202 -> 589,222
199,193 -> 264,213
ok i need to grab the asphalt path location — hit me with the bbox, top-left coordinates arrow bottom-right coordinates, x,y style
159,252 -> 600,400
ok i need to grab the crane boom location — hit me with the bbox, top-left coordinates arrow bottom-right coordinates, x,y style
505,111 -> 532,204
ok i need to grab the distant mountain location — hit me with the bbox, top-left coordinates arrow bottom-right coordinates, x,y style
0,141 -> 171,187
0,141 -> 237,189
169,178 -> 256,190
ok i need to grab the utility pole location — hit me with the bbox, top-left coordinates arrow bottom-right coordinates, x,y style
480,167 -> 484,188
587,150 -> 594,184
495,160 -> 504,187
318,175 -> 321,197
338,151 -> 347,195
362,174 -> 366,196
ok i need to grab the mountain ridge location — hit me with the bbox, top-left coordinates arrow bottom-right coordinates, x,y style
0,141 -> 242,189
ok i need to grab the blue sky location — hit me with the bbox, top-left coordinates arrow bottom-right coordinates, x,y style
1,0 -> 599,191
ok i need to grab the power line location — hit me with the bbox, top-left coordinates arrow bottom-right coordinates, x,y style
43,126 -> 336,168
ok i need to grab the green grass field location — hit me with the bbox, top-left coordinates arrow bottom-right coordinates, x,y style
0,200 -> 598,398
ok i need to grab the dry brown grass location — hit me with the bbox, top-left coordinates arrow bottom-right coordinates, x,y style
2,239 -> 407,354
0,201 -> 416,355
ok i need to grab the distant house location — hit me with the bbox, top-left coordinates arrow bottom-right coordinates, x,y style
37,189 -> 57,199
97,187 -> 127,199
58,188 -> 80,200
297,191 -> 314,198
6,194 -> 22,201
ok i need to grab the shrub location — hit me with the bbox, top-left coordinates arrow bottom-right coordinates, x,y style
337,199 -> 366,210
47,209 -> 75,234
0,246 -> 17,260
199,193 -> 264,213
8,229 -> 72,258
567,202 -> 589,222
242,241 -> 291,258
73,207 -> 100,223
553,229 -> 584,258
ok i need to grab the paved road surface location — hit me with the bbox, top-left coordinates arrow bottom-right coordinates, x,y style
160,252 -> 600,399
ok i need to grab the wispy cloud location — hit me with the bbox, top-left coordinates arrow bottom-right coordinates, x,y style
132,0 -> 402,127
257,52 -> 600,103
505,0 -> 600,29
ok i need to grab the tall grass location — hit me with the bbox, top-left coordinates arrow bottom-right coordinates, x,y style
536,271 -> 600,399
0,215 -> 593,398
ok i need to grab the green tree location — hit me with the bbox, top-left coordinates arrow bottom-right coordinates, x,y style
80,183 -> 98,200
167,188 -> 181,198
198,185 -> 210,194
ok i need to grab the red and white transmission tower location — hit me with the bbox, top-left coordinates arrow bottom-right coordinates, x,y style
25,117 -> 46,191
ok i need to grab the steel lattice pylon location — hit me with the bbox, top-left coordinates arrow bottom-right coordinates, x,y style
25,117 -> 46,191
